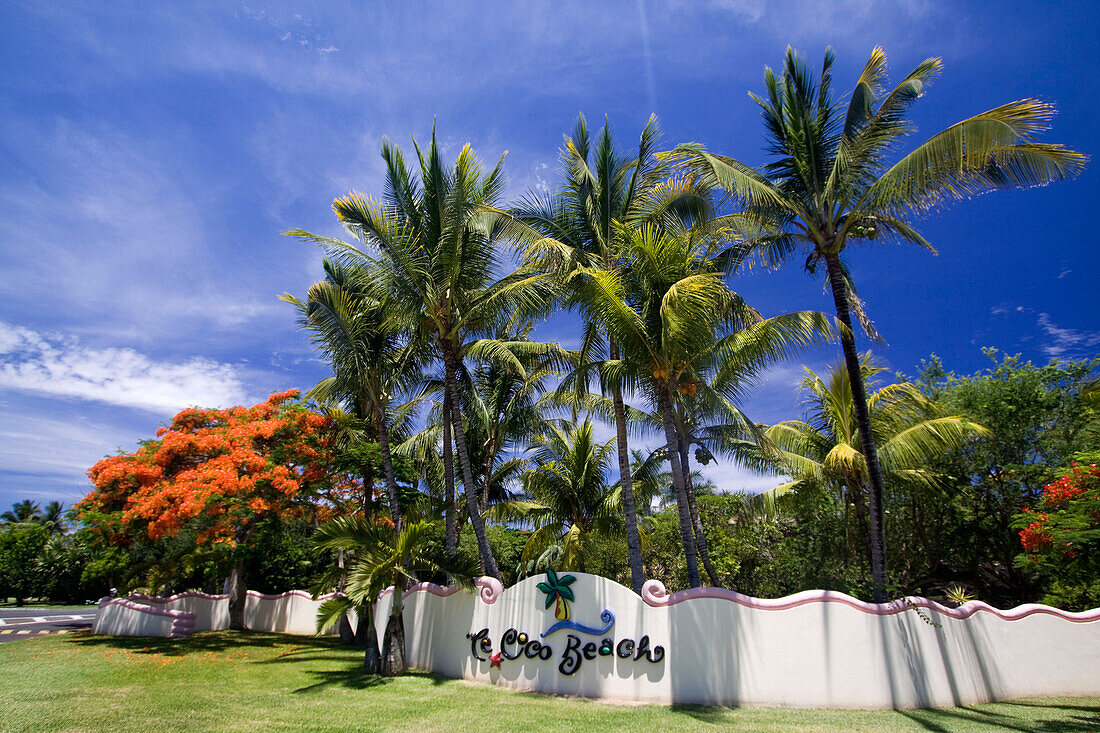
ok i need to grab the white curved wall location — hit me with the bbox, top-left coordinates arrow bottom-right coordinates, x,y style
380,573 -> 1100,709
92,597 -> 197,638
128,592 -> 230,631
244,590 -> 344,635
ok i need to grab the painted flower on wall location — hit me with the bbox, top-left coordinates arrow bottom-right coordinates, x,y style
537,568 -> 576,621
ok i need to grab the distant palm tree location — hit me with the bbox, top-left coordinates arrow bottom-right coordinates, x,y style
491,419 -> 623,573
1,500 -> 43,526
670,47 -> 1085,599
764,354 -> 988,572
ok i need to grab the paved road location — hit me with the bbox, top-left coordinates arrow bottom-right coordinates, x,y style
0,608 -> 96,643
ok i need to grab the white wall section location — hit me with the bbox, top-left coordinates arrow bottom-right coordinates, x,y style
378,573 -> 1100,709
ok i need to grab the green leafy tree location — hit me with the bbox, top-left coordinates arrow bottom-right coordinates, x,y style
914,350 -> 1100,601
0,525 -> 49,605
764,354 -> 988,594
671,47 -> 1084,600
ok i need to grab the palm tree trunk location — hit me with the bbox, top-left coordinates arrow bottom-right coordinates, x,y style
374,402 -> 402,533
358,603 -> 381,673
658,385 -> 701,588
381,584 -> 406,676
609,340 -> 645,595
824,253 -> 889,603
443,346 -> 501,580
442,397 -> 457,563
680,435 -> 723,588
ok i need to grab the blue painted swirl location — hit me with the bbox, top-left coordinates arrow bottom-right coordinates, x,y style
540,609 -> 615,638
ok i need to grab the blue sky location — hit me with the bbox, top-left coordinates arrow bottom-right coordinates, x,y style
1,1 -> 1097,510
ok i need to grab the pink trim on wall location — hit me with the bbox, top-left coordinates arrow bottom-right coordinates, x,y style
377,576 -> 504,605
129,591 -> 229,603
98,597 -> 198,638
639,580 -> 1100,622
245,590 -> 342,601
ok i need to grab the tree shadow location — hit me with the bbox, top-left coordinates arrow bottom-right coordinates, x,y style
62,630 -> 337,657
898,700 -> 1100,732
668,703 -> 741,722
292,668 -> 455,694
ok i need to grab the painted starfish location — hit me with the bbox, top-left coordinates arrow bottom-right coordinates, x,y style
489,652 -> 502,669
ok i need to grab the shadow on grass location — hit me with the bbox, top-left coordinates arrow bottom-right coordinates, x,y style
896,700 -> 1100,732
291,668 -> 455,695
62,630 -> 344,657
668,703 -> 741,722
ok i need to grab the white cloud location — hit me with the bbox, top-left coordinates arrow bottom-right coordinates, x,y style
0,322 -> 252,414
699,459 -> 786,495
1037,313 -> 1100,359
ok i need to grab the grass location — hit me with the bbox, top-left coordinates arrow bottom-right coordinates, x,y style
1,631 -> 1097,732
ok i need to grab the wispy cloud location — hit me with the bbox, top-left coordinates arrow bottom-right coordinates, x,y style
1037,313 -> 1100,359
0,322 -> 253,414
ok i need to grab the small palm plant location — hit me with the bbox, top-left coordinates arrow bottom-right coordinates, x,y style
537,568 -> 577,621
944,584 -> 977,607
312,512 -> 474,676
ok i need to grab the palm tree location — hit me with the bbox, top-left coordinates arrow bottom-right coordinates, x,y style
491,419 -> 623,574
670,47 -> 1084,600
287,131 -> 554,580
568,222 -> 762,588
764,354 -> 989,579
1,500 -> 43,526
282,260 -> 423,534
505,115 -> 702,594
313,513 -> 472,676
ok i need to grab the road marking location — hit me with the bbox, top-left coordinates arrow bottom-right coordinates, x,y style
17,630 -> 30,635
0,630 -> 11,635
0,614 -> 96,626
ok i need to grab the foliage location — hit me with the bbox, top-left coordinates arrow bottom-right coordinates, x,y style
491,419 -> 622,573
0,524 -> 49,604
1013,458 -> 1100,610
77,391 -> 349,547
911,351 -> 1100,603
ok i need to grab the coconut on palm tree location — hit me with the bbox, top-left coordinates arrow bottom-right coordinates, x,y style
669,47 -> 1085,600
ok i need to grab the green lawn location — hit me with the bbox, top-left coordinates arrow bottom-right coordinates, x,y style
1,631 -> 1097,732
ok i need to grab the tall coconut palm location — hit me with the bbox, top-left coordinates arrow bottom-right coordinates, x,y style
764,354 -> 989,576
288,131 -> 554,580
669,47 -> 1085,600
282,260 -> 423,534
505,115 -> 685,594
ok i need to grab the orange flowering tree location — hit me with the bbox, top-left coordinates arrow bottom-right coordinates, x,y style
1013,456 -> 1100,610
77,390 -> 357,627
